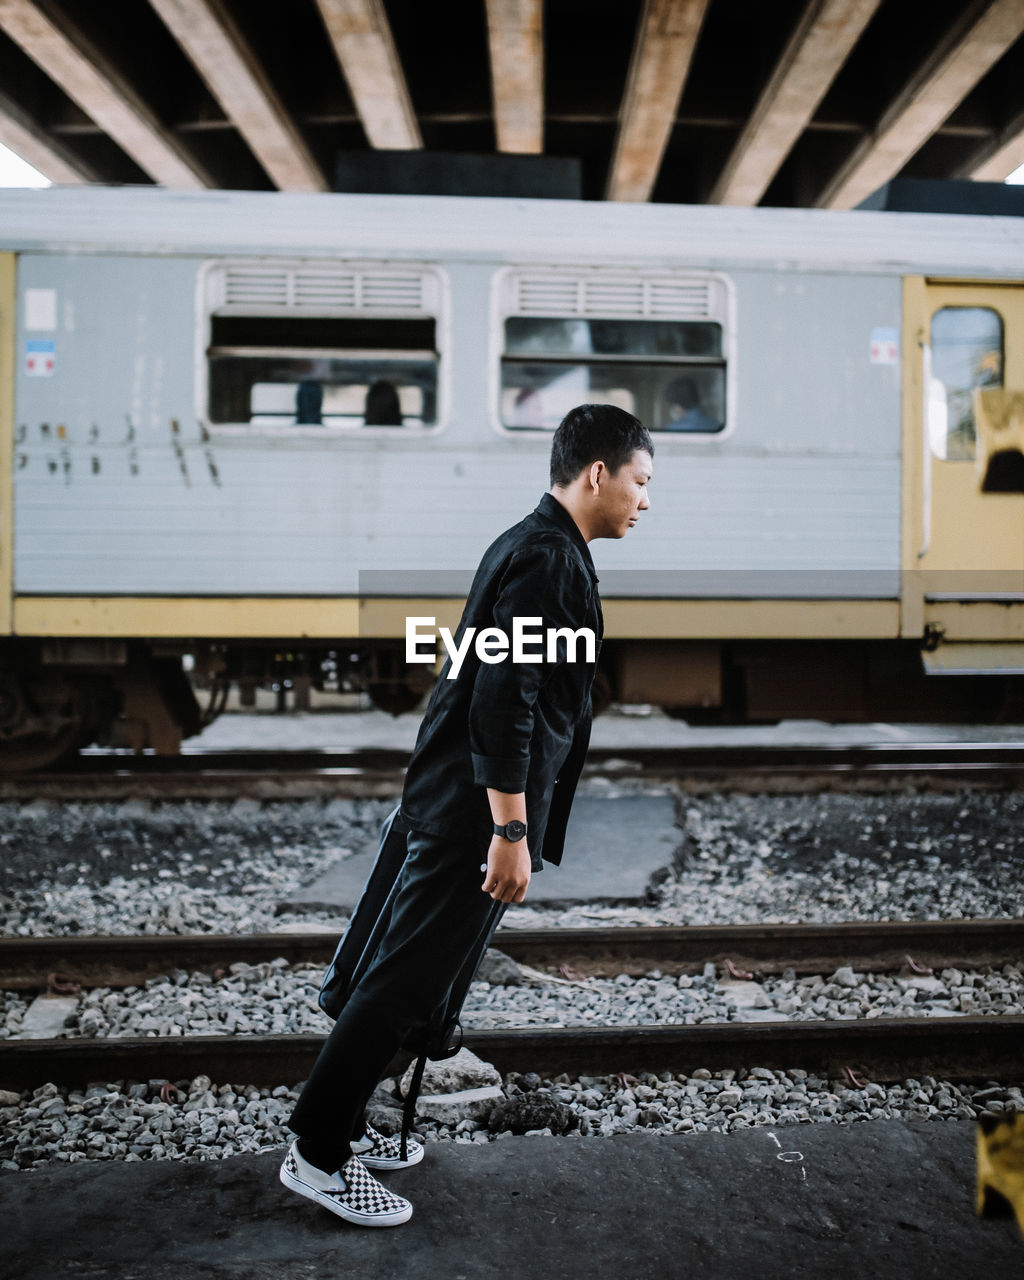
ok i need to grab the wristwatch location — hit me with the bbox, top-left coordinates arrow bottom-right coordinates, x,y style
493,819 -> 528,842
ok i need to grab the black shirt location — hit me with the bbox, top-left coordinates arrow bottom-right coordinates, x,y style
400,492 -> 603,868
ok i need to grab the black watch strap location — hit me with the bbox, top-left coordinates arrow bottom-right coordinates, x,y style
493,819 -> 528,842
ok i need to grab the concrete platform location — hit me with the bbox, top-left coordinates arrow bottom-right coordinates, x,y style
280,794 -> 680,913
188,709 -> 1024,755
1,1122 -> 1019,1279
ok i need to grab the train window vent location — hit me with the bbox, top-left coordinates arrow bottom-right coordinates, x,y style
223,268 -> 290,307
291,274 -> 359,309
516,278 -> 586,313
215,265 -> 431,313
358,275 -> 426,311
512,274 -> 713,320
646,281 -> 715,318
583,282 -> 648,316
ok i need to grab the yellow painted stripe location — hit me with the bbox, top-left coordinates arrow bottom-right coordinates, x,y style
15,597 -> 362,639
601,598 -> 900,639
0,254 -> 14,636
358,598 -> 465,638
14,595 -> 901,641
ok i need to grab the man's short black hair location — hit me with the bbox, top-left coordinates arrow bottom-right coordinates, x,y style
550,403 -> 654,488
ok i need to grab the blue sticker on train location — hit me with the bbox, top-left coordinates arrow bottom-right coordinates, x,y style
869,327 -> 899,365
25,338 -> 56,377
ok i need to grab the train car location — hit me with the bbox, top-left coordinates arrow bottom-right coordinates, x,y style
0,185 -> 1022,770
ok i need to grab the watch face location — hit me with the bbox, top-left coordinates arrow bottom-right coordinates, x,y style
505,819 -> 527,842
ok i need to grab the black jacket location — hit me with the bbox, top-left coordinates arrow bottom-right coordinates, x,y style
400,492 -> 602,869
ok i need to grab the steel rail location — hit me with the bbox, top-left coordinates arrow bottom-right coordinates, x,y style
3,742 -> 1022,799
59,742 -> 1024,772
4,918 -> 1024,991
2,1016 -> 1023,1091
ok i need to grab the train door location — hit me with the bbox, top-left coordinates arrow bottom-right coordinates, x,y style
901,278 -> 1024,673
0,252 -> 13,637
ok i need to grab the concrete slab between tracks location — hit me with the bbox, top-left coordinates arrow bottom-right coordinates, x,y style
280,794 -> 681,914
2,1121 -> 1020,1280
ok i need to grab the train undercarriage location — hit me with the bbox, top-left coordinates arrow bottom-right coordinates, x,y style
1,635 -> 1021,773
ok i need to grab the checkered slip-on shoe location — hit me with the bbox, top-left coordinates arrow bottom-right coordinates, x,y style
351,1123 -> 425,1170
279,1141 -> 412,1227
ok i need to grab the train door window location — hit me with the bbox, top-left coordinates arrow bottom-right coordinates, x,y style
927,306 -> 1003,460
201,262 -> 445,430
495,269 -> 733,434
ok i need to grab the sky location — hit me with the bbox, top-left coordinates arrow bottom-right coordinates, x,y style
0,143 -> 51,185
0,140 -> 1023,188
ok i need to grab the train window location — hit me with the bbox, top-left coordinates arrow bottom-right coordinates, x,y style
495,270 -> 732,434
201,262 -> 444,431
927,307 -> 1003,460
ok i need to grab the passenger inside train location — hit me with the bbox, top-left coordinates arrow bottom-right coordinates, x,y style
662,376 -> 722,433
364,379 -> 403,426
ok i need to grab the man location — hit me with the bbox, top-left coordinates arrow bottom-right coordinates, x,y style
281,403 -> 653,1227
663,376 -> 721,433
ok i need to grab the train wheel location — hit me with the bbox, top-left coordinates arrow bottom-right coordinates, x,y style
0,724 -> 85,773
0,675 -> 92,773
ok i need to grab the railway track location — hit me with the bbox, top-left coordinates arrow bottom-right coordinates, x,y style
3,1017 -> 1022,1093
3,741 -> 1024,799
3,918 -> 1024,990
3,918 -> 1024,1091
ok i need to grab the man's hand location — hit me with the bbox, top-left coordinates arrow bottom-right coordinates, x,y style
482,834 -> 531,904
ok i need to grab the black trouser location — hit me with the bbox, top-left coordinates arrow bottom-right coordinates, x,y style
288,827 -> 505,1165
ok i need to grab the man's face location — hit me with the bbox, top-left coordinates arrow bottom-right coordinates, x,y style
594,449 -> 652,539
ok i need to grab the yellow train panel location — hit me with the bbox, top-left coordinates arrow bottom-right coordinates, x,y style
902,276 -> 1024,643
601,599 -> 900,640
14,597 -> 361,640
14,595 -> 900,641
924,599 -> 1024,643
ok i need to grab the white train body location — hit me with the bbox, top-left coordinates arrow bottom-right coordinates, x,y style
1,188 -> 1022,764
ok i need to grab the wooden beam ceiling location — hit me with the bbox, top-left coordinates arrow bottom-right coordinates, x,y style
606,0 -> 710,203
0,0 -> 210,188
0,1 -> 1020,205
709,0 -> 881,207
817,0 -> 1024,210
147,0 -> 327,192
314,0 -> 422,150
485,0 -> 543,154
0,87 -> 93,183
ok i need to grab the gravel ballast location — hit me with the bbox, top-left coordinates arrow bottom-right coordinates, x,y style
4,954 -> 1024,1171
2,1068 -> 1021,1173
4,785 -> 1024,1174
3,788 -> 1024,937
0,798 -> 393,938
5,957 -> 1024,1041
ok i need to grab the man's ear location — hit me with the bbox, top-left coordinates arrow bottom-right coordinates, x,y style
588,461 -> 604,496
